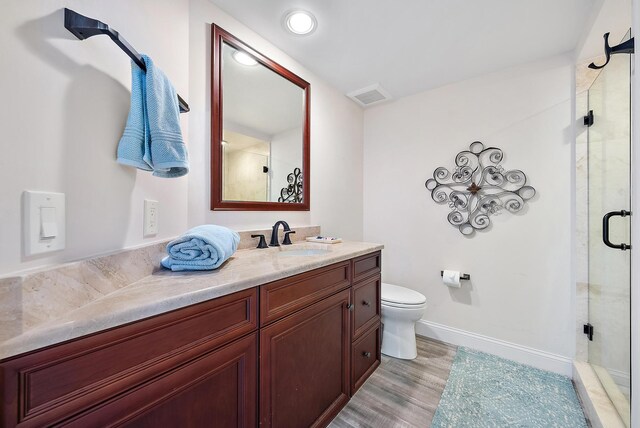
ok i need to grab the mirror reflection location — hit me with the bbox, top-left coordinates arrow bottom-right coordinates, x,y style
221,42 -> 304,203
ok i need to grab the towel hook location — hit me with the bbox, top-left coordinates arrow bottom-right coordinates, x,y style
63,8 -> 190,113
588,32 -> 635,70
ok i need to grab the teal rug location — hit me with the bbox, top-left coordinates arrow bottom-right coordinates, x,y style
431,347 -> 587,427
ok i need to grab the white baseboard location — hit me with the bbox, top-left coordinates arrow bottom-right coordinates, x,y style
607,368 -> 631,389
415,320 -> 573,377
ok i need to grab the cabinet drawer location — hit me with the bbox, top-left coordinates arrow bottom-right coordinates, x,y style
0,288 -> 257,428
351,324 -> 380,395
352,252 -> 381,283
260,261 -> 351,325
352,275 -> 381,339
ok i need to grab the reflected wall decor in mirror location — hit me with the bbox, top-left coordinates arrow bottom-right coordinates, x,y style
211,25 -> 310,211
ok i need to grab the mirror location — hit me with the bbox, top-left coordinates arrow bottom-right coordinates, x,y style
211,25 -> 310,211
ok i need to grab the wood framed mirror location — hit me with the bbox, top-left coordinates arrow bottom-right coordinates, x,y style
211,24 -> 310,211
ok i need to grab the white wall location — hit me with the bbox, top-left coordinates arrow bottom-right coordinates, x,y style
576,0 -> 631,61
0,0 -> 365,276
188,0 -> 364,239
363,55 -> 575,357
0,0 -> 190,275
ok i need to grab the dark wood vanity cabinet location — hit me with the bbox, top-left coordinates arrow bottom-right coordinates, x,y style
0,251 -> 381,428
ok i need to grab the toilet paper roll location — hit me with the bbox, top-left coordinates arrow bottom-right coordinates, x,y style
442,270 -> 461,288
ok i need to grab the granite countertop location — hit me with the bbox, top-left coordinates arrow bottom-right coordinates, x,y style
0,241 -> 383,360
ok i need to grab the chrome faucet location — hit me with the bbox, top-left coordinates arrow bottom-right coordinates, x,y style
270,220 -> 295,246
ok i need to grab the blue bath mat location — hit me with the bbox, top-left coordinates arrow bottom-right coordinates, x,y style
431,347 -> 587,427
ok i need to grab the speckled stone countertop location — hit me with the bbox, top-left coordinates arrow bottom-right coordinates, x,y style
0,238 -> 382,360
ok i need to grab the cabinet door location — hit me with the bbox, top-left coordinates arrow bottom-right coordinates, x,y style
64,333 -> 257,428
1,289 -> 257,428
260,290 -> 350,428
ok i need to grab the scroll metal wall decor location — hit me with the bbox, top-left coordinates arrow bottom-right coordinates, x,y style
278,167 -> 303,203
425,141 -> 536,235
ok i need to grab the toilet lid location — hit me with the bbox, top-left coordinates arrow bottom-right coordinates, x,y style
381,283 -> 427,305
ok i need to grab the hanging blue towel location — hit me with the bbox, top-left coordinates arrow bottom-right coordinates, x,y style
117,56 -> 188,178
161,225 -> 240,272
144,55 -> 189,178
116,59 -> 152,171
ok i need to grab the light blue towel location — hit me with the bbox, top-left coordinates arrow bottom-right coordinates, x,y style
144,55 -> 189,178
117,55 -> 189,178
161,225 -> 240,272
116,58 -> 152,171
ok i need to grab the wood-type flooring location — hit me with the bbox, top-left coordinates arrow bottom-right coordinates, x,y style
330,337 -> 457,428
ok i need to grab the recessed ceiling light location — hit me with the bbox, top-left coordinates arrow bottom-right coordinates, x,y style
232,50 -> 257,66
283,10 -> 317,35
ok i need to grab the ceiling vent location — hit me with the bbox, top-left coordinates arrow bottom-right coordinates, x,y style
347,84 -> 391,107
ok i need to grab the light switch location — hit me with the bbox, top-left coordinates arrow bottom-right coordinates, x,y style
23,191 -> 65,256
40,207 -> 58,238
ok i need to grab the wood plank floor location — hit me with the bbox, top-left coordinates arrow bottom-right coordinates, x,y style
330,337 -> 457,428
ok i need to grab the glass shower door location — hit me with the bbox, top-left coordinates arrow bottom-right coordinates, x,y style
587,31 -> 632,426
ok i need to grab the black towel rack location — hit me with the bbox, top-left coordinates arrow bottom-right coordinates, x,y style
63,8 -> 190,113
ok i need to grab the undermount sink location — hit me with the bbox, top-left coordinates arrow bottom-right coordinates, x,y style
278,247 -> 332,257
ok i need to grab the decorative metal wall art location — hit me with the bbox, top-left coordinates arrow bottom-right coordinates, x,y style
425,141 -> 536,235
278,167 -> 303,203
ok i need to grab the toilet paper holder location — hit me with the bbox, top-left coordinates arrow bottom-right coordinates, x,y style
440,271 -> 471,280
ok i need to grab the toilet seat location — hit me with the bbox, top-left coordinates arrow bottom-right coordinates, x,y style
381,283 -> 426,306
382,300 -> 427,309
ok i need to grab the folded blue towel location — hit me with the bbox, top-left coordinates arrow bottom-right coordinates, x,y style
116,59 -> 152,171
144,55 -> 189,178
161,225 -> 240,272
117,56 -> 188,178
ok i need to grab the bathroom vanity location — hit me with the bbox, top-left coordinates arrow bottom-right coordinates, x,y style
0,242 -> 382,427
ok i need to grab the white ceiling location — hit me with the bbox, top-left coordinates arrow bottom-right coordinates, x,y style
210,0 -> 598,101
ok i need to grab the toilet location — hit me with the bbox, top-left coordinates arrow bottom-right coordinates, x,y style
381,283 -> 427,360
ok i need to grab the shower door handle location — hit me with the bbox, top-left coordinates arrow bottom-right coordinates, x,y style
603,210 -> 632,250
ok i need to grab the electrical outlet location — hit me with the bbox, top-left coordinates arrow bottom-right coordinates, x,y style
144,200 -> 159,236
